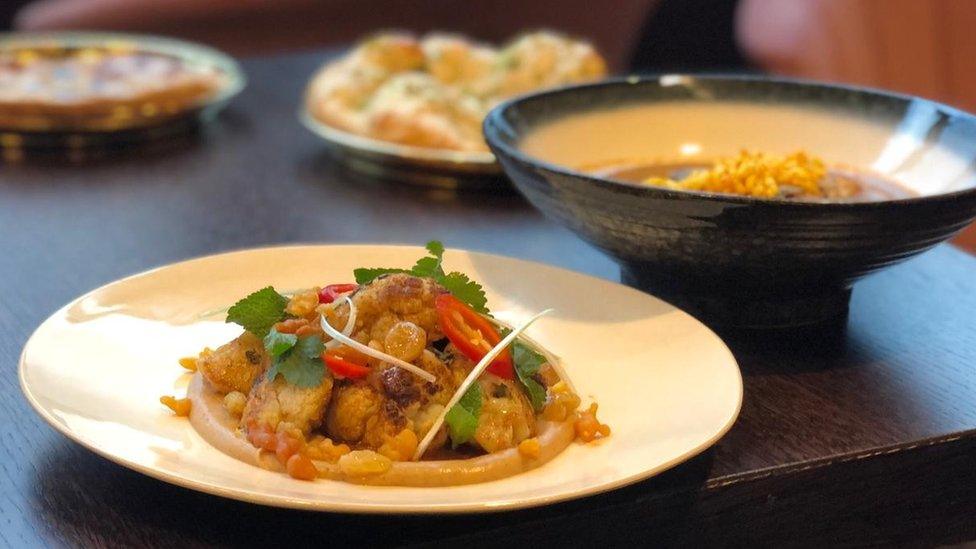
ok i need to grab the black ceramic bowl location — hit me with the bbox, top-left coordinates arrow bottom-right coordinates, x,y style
484,76 -> 976,328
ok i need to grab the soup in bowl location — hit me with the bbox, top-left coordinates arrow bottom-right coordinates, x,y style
484,76 -> 976,328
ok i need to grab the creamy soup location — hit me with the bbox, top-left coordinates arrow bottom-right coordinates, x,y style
520,101 -> 918,201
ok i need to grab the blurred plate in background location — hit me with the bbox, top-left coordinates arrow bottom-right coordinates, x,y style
300,108 -> 505,190
0,31 -> 245,154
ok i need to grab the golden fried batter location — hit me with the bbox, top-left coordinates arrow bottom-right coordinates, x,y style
196,332 -> 266,394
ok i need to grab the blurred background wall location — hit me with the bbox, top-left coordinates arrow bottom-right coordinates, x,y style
3,0 -> 975,251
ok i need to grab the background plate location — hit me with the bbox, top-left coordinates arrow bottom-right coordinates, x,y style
299,110 -> 505,190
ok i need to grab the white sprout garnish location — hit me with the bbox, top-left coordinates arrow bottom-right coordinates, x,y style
412,308 -> 553,461
324,296 -> 358,350
319,310 -> 436,383
482,314 -> 575,394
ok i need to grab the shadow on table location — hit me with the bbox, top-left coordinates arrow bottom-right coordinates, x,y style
713,316 -> 866,376
29,437 -> 716,547
297,150 -> 528,207
0,109 -> 250,172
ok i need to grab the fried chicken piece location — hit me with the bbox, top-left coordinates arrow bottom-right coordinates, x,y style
241,371 -> 334,437
324,273 -> 447,346
473,375 -> 537,453
323,348 -> 463,456
325,381 -> 384,442
196,332 -> 266,394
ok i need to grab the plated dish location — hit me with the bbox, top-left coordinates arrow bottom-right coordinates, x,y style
19,244 -> 741,512
0,32 -> 243,144
485,76 -> 976,327
176,242 -> 607,486
300,30 -> 606,188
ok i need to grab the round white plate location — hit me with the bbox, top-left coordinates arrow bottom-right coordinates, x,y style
19,245 -> 742,514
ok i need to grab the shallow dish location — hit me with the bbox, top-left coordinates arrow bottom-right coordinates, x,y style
0,31 -> 244,150
19,245 -> 741,513
484,76 -> 976,328
299,110 -> 503,190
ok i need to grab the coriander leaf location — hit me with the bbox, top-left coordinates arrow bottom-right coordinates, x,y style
353,241 -> 490,314
444,383 -> 482,448
411,240 -> 445,278
411,256 -> 444,279
425,240 -> 445,257
353,267 -> 409,285
226,286 -> 289,338
263,327 -> 297,357
440,271 -> 488,314
513,340 -> 547,412
269,335 -> 326,388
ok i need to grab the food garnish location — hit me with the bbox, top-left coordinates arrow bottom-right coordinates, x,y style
322,350 -> 370,379
444,383 -> 482,448
317,283 -> 358,304
225,286 -> 289,338
512,340 -> 548,412
643,150 -> 827,199
265,334 -> 325,388
355,240 -> 488,313
435,293 -> 512,378
318,301 -> 436,383
413,307 -> 552,460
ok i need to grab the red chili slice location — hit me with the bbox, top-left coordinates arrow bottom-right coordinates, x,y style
318,283 -> 358,304
322,351 -> 370,379
434,293 -> 513,379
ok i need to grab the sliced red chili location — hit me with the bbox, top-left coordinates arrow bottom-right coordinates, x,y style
322,351 -> 370,379
318,283 -> 358,304
434,293 -> 513,379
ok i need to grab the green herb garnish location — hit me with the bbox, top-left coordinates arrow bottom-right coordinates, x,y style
512,340 -> 547,412
444,383 -> 482,447
354,240 -> 488,313
266,334 -> 325,388
263,327 -> 297,357
225,286 -> 289,338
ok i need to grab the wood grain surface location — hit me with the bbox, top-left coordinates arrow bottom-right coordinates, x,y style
1,51 -> 975,547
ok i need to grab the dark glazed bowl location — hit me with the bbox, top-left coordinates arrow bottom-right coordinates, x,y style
484,76 -> 976,328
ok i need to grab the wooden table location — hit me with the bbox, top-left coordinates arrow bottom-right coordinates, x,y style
2,51 -> 976,547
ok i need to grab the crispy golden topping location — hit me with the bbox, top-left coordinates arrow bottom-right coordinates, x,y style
518,437 -> 541,459
645,150 -> 827,198
574,403 -> 610,443
160,395 -> 192,416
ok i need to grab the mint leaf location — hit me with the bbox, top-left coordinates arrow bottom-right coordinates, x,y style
513,340 -> 547,412
445,383 -> 482,448
440,272 -> 488,314
263,327 -> 297,357
226,286 -> 289,338
268,335 -> 326,388
354,267 -> 409,284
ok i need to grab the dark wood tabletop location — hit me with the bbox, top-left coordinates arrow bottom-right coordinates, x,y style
2,50 -> 976,548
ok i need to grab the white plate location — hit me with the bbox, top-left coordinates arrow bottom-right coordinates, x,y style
19,245 -> 742,514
